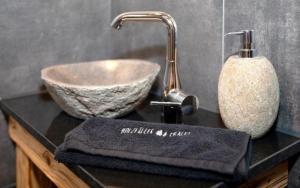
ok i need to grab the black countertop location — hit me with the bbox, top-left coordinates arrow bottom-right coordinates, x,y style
1,92 -> 300,188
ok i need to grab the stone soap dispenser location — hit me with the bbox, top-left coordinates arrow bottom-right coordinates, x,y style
218,30 -> 280,139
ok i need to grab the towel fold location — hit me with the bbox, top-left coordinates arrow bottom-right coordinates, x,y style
55,118 -> 252,182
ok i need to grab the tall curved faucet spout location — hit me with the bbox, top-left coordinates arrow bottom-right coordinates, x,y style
111,11 -> 199,115
111,11 -> 179,95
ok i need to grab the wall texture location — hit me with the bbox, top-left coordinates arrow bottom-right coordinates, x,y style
224,0 -> 300,136
0,0 -> 111,98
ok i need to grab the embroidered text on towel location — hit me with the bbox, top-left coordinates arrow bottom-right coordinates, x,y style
120,127 -> 191,137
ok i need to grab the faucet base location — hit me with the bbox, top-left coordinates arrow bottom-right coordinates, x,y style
161,106 -> 183,124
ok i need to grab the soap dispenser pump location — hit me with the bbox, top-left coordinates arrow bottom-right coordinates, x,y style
225,30 -> 256,58
218,30 -> 280,139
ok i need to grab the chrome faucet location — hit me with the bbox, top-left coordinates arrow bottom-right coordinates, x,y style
111,11 -> 199,115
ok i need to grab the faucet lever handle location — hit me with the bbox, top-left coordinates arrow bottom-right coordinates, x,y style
150,101 -> 181,107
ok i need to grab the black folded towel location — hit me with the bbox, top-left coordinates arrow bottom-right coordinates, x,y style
55,118 -> 251,182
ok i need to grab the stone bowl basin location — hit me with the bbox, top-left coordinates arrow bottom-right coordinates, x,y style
41,59 -> 160,119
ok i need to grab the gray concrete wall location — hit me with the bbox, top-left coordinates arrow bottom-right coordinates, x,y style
224,0 -> 300,136
0,0 -> 111,98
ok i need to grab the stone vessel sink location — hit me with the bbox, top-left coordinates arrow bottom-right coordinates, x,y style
41,59 -> 160,119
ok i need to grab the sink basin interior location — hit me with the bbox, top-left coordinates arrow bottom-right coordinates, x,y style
42,59 -> 160,86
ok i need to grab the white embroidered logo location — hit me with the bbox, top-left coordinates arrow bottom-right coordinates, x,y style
155,130 -> 168,137
156,130 -> 163,136
120,127 -> 191,137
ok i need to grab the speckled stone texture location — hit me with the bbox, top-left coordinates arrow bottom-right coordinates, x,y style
218,56 -> 280,138
42,60 -> 160,119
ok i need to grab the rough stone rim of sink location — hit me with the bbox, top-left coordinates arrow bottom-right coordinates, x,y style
41,59 -> 161,89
